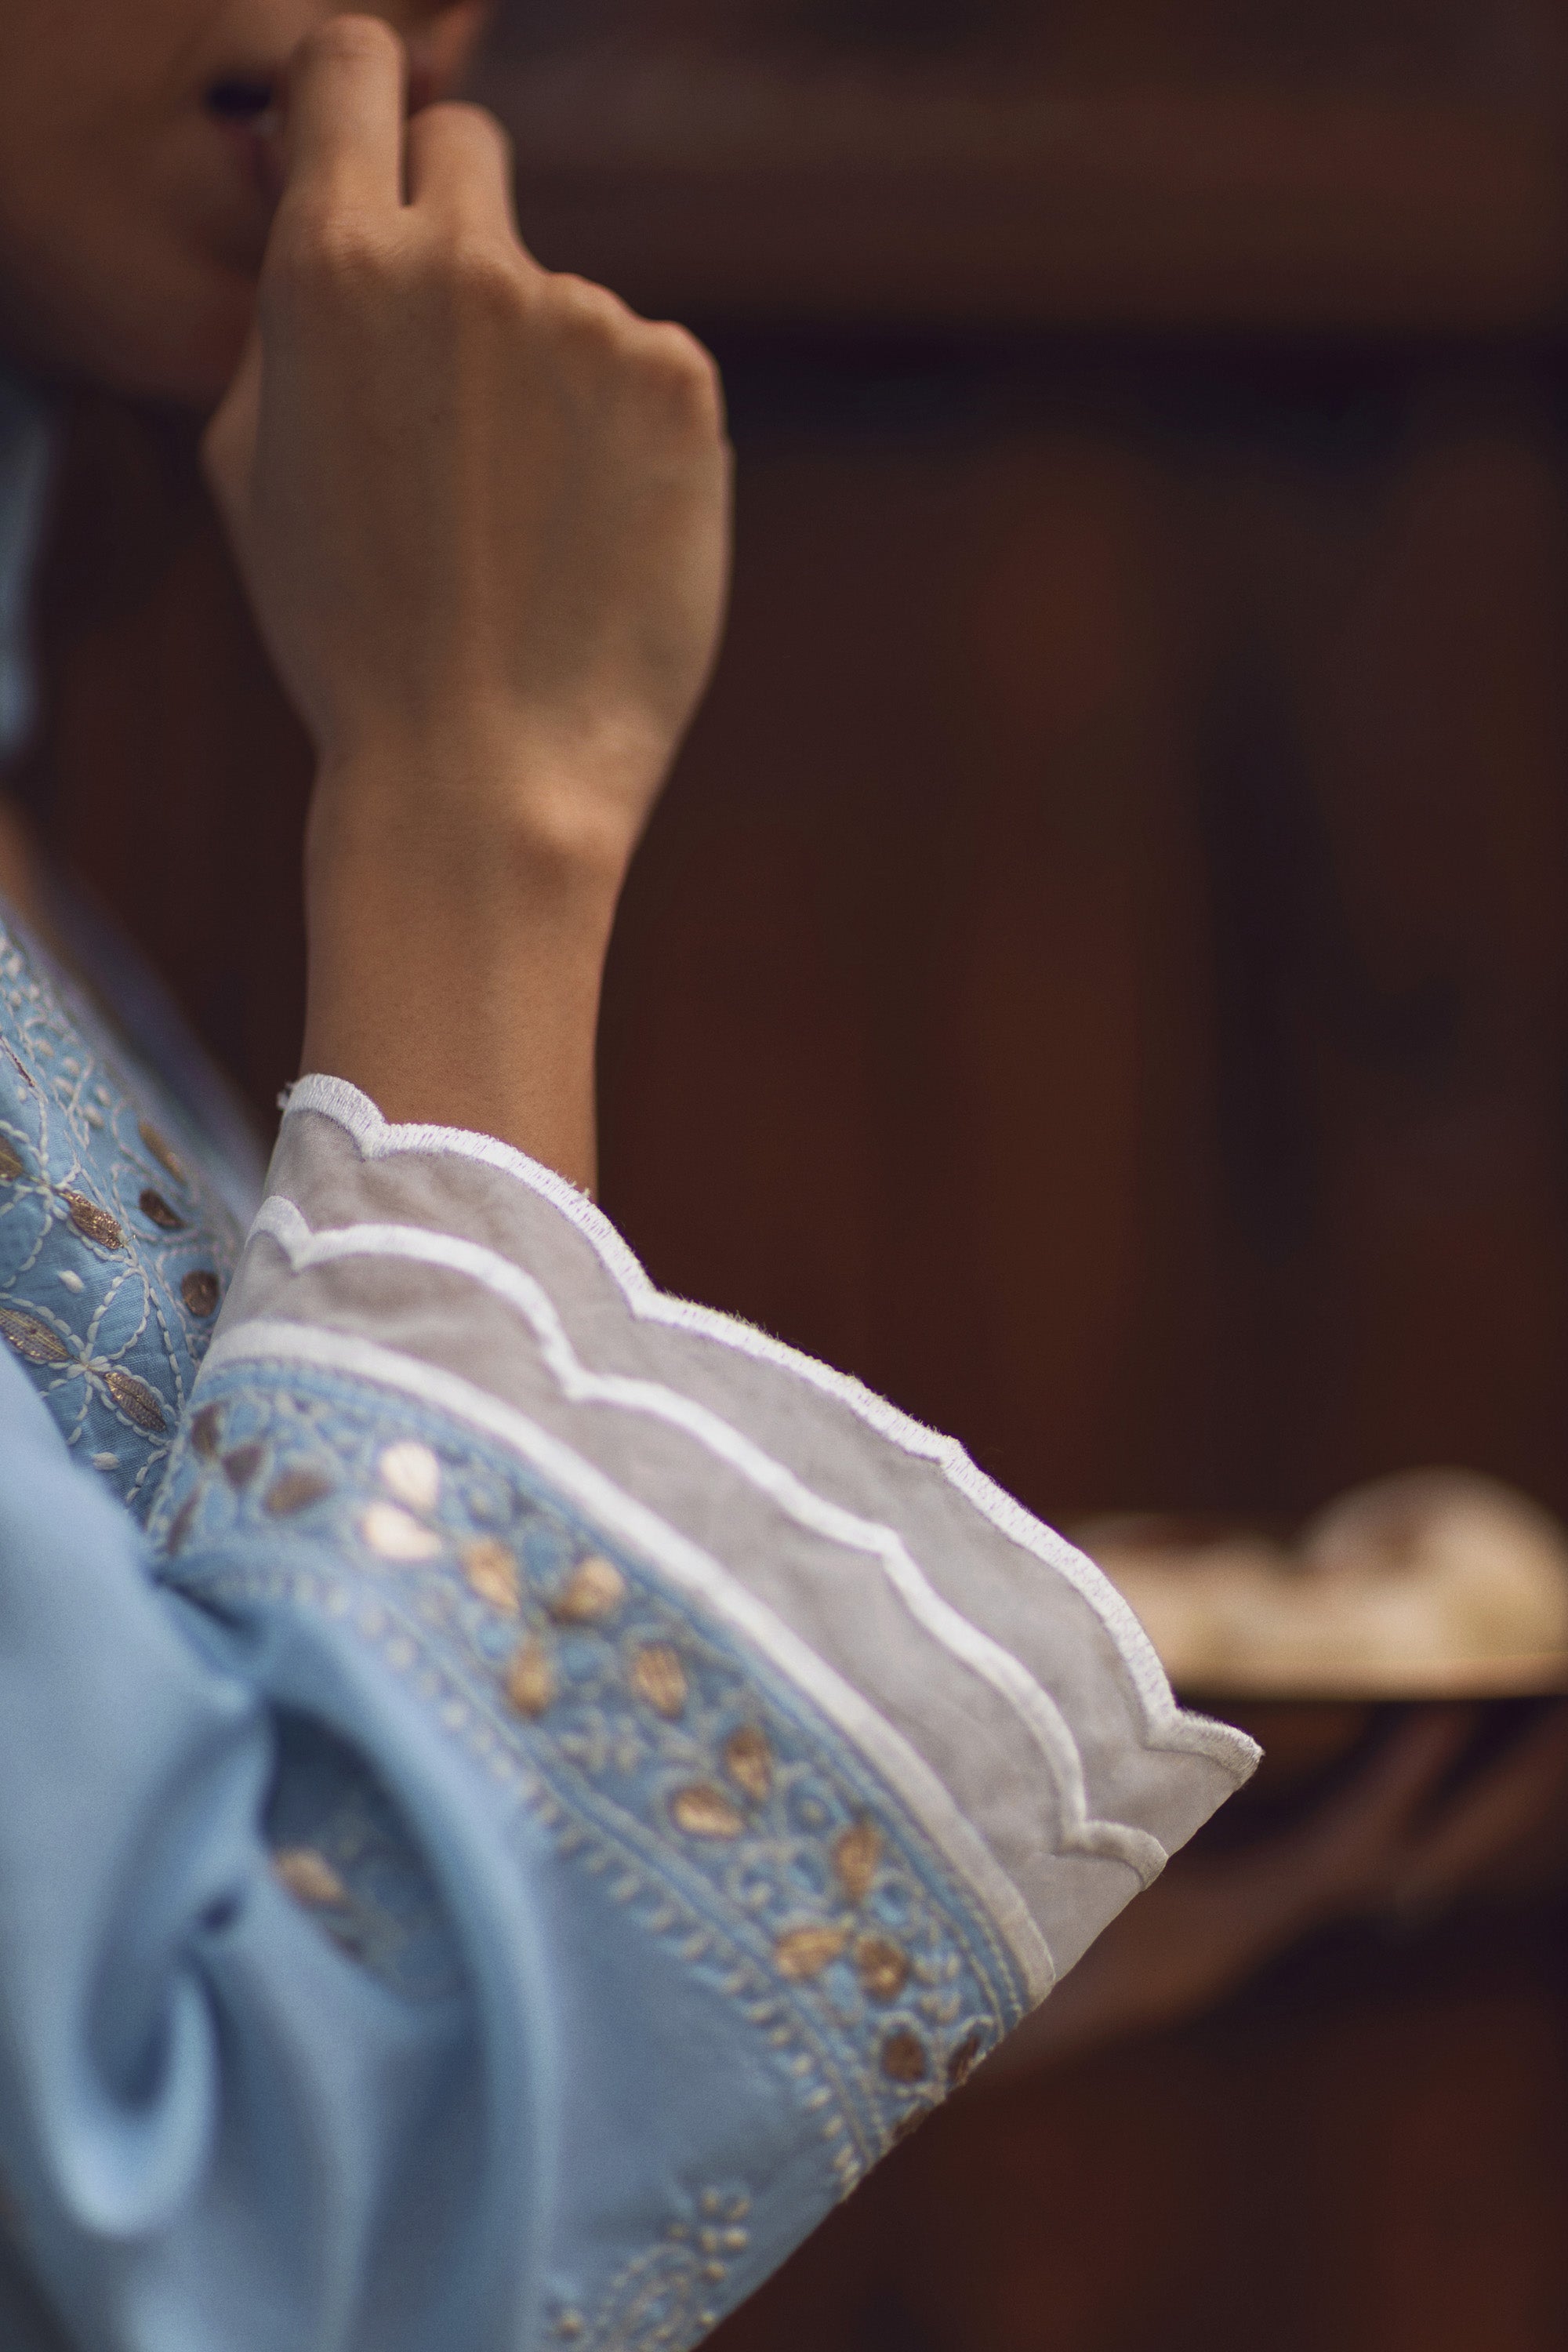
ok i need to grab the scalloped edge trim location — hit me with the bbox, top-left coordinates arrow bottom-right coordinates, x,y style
203,1314 -> 1057,2004
278,1076 -> 1260,1785
252,1197 -> 1171,1882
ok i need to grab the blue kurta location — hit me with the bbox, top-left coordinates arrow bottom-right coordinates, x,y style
0,373 -> 1257,2351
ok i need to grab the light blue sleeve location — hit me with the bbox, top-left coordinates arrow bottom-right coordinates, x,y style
0,1076 -> 1258,2352
0,1348 -> 546,2352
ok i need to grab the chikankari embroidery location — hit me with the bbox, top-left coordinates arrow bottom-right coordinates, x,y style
152,1362 -> 1029,2197
0,917 -> 244,1515
548,2186 -> 754,2350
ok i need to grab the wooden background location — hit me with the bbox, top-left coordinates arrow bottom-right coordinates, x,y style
18,0 -> 1568,2339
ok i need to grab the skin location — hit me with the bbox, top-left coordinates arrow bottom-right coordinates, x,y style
0,0 -> 488,405
0,0 -> 731,1191
1,0 -> 1565,2073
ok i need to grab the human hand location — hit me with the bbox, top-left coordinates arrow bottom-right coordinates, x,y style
201,14 -> 732,882
198,16 -> 732,1183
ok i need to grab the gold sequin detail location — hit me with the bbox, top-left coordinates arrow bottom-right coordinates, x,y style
630,1644 -> 688,1719
0,1139 -> 21,1181
464,1538 -> 521,1615
223,1442 -> 263,1489
506,1637 -> 555,1719
0,1307 -> 67,1365
191,1404 -> 223,1458
182,1269 -> 220,1318
550,1555 -> 626,1624
361,1502 -> 443,1562
671,1785 -> 744,1840
774,1925 -> 848,1981
63,1192 -> 125,1251
104,1368 -> 166,1433
273,1848 -> 348,1908
880,2030 -> 928,2085
138,1120 -> 187,1186
264,1468 -> 334,1517
855,1936 -> 910,2003
724,1725 -> 774,1802
379,1441 -> 441,1513
138,1188 -> 184,1232
833,1820 -> 882,1906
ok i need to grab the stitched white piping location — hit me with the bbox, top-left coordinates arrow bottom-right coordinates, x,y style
252,1195 -> 1168,1884
203,1315 -> 1057,2004
280,1076 -> 1258,1780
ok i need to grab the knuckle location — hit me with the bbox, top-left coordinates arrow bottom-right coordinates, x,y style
266,209 -> 394,303
441,234 -> 524,318
547,272 -> 633,347
639,323 -> 726,431
424,97 -> 513,162
305,13 -> 401,68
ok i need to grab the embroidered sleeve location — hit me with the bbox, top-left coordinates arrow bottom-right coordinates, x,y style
0,1078 -> 1256,2352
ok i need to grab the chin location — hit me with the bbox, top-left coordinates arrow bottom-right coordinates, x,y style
56,256 -> 258,412
126,289 -> 257,412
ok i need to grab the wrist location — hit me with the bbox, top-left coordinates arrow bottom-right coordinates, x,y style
308,723 -> 652,902
299,742 -> 630,1191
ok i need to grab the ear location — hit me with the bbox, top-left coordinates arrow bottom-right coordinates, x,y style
407,0 -> 492,107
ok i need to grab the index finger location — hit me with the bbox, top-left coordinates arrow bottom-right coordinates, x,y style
282,15 -> 407,218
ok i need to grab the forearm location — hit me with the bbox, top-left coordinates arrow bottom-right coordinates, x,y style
302,750 -> 626,1195
202,23 -> 731,1193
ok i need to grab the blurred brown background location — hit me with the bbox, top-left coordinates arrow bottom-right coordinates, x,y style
18,0 -> 1568,2341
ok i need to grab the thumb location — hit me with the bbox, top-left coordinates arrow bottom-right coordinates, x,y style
201,315 -> 263,533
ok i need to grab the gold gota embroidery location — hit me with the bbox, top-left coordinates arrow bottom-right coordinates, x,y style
63,1191 -> 125,1250
152,1363 -> 1031,2264
670,1784 -> 745,1840
774,1925 -> 849,1980
263,1467 -> 336,1517
138,1189 -> 186,1232
0,916 -> 245,1516
464,1537 -> 522,1614
833,1820 -> 882,1906
506,1635 -> 557,1719
138,1119 -> 187,1183
550,1555 -> 626,1624
723,1726 -> 774,1802
631,1643 -> 690,1719
182,1270 -> 221,1318
272,1846 -> 350,1909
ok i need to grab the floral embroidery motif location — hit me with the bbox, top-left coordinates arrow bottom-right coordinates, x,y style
549,2187 -> 754,2349
262,1708 -> 466,2002
152,1363 -> 1027,2209
0,919 -> 244,1515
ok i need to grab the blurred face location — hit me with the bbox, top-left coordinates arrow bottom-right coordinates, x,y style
0,0 -> 488,406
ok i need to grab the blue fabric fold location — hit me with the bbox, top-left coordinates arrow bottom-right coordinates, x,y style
0,1347 -> 550,2351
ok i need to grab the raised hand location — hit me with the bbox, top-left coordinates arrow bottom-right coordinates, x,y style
202,16 -> 734,1183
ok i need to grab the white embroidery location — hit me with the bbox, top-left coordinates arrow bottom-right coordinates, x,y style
202,1314 -> 1058,2004
281,1074 -> 1258,1782
249,1196 -> 1168,1886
